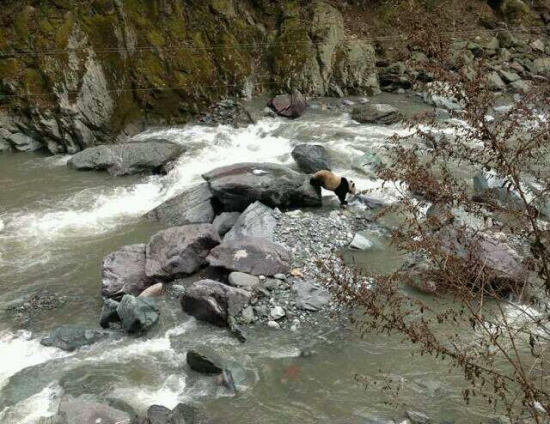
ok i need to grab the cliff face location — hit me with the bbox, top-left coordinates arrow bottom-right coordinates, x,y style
0,0 -> 379,153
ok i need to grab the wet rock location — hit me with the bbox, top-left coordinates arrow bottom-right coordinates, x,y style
187,349 -> 223,374
350,233 -> 373,250
270,306 -> 286,320
406,410 -> 431,424
203,162 -> 321,212
101,244 -> 153,299
207,237 -> 291,276
99,298 -> 121,329
41,326 -> 113,352
145,224 -> 221,280
351,104 -> 402,125
267,91 -> 306,118
223,201 -> 279,241
228,272 -> 260,291
117,294 -> 159,333
147,183 -> 215,227
181,279 -> 251,327
213,212 -> 241,236
46,396 -> 131,424
145,405 -> 171,424
292,280 -> 330,312
291,144 -> 332,174
68,142 -> 184,176
8,133 -> 43,152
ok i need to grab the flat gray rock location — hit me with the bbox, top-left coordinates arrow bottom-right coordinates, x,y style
291,144 -> 331,173
40,325 -> 113,352
203,162 -> 321,212
207,237 -> 291,276
68,142 -> 184,176
213,212 -> 241,236
145,224 -> 221,279
351,104 -> 402,125
228,272 -> 261,291
147,183 -> 215,227
223,201 -> 279,241
101,244 -> 153,299
181,279 -> 251,327
292,280 -> 330,312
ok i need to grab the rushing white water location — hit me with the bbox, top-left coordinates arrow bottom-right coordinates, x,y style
0,116 -> 409,246
0,382 -> 63,424
0,331 -> 71,390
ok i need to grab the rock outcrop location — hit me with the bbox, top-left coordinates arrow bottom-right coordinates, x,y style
203,163 -> 322,212
0,1 -> 378,153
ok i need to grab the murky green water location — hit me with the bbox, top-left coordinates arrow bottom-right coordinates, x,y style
0,97 -> 513,423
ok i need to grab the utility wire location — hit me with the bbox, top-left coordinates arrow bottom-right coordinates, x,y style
0,25 -> 546,58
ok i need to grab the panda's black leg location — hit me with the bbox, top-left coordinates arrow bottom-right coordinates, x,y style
338,192 -> 348,206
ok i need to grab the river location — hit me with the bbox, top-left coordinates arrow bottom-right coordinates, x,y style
0,95 -> 510,423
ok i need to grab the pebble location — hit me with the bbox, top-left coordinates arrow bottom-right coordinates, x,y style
267,320 -> 280,329
270,306 -> 286,320
274,273 -> 287,281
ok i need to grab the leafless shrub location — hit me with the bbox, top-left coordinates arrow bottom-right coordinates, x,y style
323,20 -> 550,423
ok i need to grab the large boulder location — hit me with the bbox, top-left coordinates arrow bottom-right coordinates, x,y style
291,280 -> 331,312
203,163 -> 321,212
67,142 -> 184,176
101,244 -> 153,299
117,294 -> 159,333
351,104 -> 402,125
223,201 -> 279,241
147,183 -> 215,227
267,91 -> 306,118
145,224 -> 221,280
40,326 -> 113,352
207,237 -> 291,276
181,279 -> 251,327
99,299 -> 121,329
44,396 -> 131,424
291,144 -> 331,174
212,212 -> 241,236
140,403 -> 207,424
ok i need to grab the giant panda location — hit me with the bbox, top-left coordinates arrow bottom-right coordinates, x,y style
310,170 -> 357,206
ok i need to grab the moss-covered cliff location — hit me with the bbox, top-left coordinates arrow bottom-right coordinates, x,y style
0,0 -> 379,153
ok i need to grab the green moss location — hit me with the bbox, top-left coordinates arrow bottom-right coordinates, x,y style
0,58 -> 21,79
147,30 -> 166,48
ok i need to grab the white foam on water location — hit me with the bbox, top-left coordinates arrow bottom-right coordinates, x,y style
110,374 -> 189,412
0,382 -> 63,424
0,119 -> 290,242
0,331 -> 72,390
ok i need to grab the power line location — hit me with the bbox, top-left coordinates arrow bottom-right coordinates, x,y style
0,79 -> 283,98
0,25 -> 546,58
